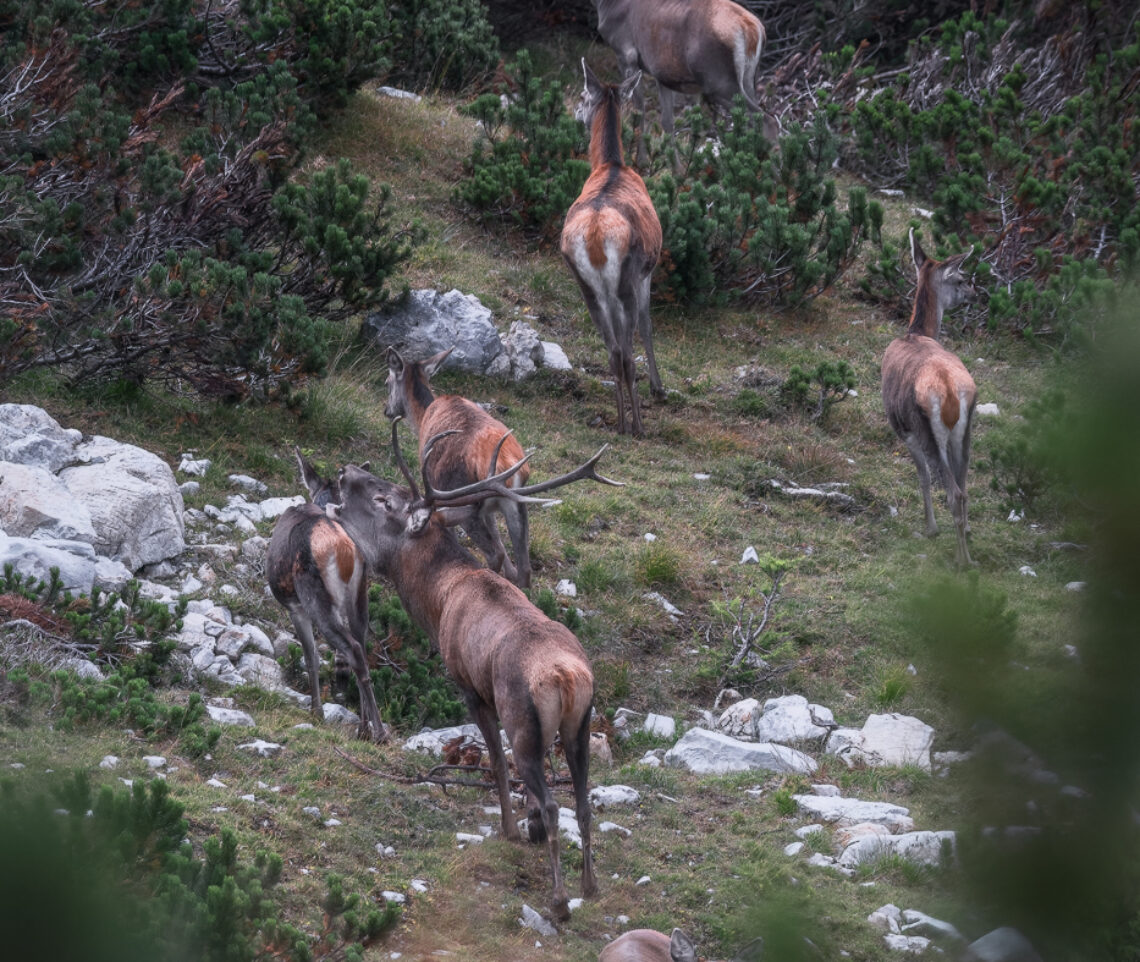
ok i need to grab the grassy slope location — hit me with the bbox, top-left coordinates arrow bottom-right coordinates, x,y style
0,47 -> 1089,962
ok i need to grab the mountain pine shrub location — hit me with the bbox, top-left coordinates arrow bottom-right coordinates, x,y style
850,13 -> 1140,342
456,50 -> 590,237
386,0 -> 500,91
651,103 -> 882,307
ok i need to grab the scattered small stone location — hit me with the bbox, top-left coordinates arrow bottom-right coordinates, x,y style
376,843 -> 397,858
884,933 -> 931,954
811,784 -> 840,797
794,824 -> 823,839
635,875 -> 651,886
784,841 -> 805,856
643,591 -> 682,619
519,903 -> 557,937
1019,565 -> 1037,577
555,579 -> 577,598
597,821 -> 632,837
377,85 -> 422,102
143,755 -> 166,769
237,739 -> 283,757
99,755 -> 120,770
410,879 -> 428,893
741,546 -> 759,564
692,473 -> 711,481
206,778 -> 227,789
590,785 -> 641,808
868,904 -> 902,933
240,794 -> 256,803
642,713 -> 675,739
1007,508 -> 1024,522
324,818 -> 342,827
382,891 -> 406,904
976,402 -> 1001,417
303,806 -> 322,819
643,532 -> 657,541
1065,581 -> 1086,592
456,832 -> 484,846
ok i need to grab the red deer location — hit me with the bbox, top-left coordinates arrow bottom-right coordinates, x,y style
600,928 -> 756,961
591,0 -> 774,166
561,60 -> 664,437
266,449 -> 390,742
329,423 -> 619,920
881,230 -> 978,567
384,346 -> 534,587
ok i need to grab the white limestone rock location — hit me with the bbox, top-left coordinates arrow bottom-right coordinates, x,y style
792,794 -> 914,832
664,727 -> 817,775
825,713 -> 935,772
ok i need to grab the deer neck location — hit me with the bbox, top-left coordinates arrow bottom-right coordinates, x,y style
403,376 -> 436,436
589,93 -> 625,171
906,267 -> 944,339
390,524 -> 480,638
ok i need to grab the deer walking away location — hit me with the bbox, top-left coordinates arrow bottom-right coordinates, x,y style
266,449 -> 390,742
881,230 -> 978,567
592,0 -> 773,166
561,60 -> 663,436
384,345 -> 534,586
328,423 -> 617,920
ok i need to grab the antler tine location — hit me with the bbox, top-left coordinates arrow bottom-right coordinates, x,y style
419,428 -> 532,505
390,417 -> 421,502
512,444 -> 625,496
486,429 -> 514,479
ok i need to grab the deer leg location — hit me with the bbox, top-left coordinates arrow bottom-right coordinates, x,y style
334,634 -> 386,743
616,308 -> 642,437
659,85 -> 678,171
635,274 -> 664,399
287,608 -> 323,721
468,503 -> 516,582
562,710 -> 597,898
606,345 -> 629,436
903,434 -> 938,537
514,736 -> 569,922
469,699 -> 520,841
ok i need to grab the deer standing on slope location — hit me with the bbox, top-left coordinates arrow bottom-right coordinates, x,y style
384,345 -> 534,587
881,230 -> 978,567
266,449 -> 390,742
329,423 -> 621,921
562,60 -> 663,437
592,0 -> 774,167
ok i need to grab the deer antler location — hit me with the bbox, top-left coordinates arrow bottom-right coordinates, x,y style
511,444 -> 625,495
390,417 -> 421,502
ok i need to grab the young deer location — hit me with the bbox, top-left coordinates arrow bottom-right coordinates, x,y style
592,0 -> 775,167
384,346 -> 534,587
881,230 -> 978,566
561,59 -> 664,437
600,928 -> 757,962
266,450 -> 389,742
329,423 -> 619,921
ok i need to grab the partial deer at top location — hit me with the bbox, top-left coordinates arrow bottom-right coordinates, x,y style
592,0 -> 774,167
328,422 -> 616,921
561,60 -> 663,437
881,230 -> 978,567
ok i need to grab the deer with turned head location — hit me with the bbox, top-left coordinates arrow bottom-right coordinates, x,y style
328,421 -> 622,921
265,448 -> 390,742
592,0 -> 776,167
600,927 -> 761,962
881,230 -> 978,566
561,60 -> 664,437
383,345 -> 534,587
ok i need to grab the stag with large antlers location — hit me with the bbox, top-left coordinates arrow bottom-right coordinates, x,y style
327,423 -> 617,920
881,230 -> 978,567
266,449 -> 390,742
383,346 -> 535,587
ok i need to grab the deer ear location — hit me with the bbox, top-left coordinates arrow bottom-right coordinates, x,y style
669,929 -> 699,962
294,446 -> 323,499
422,347 -> 453,379
582,58 -> 602,96
619,70 -> 642,102
387,346 -> 404,374
909,227 -> 927,272
324,502 -> 341,520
